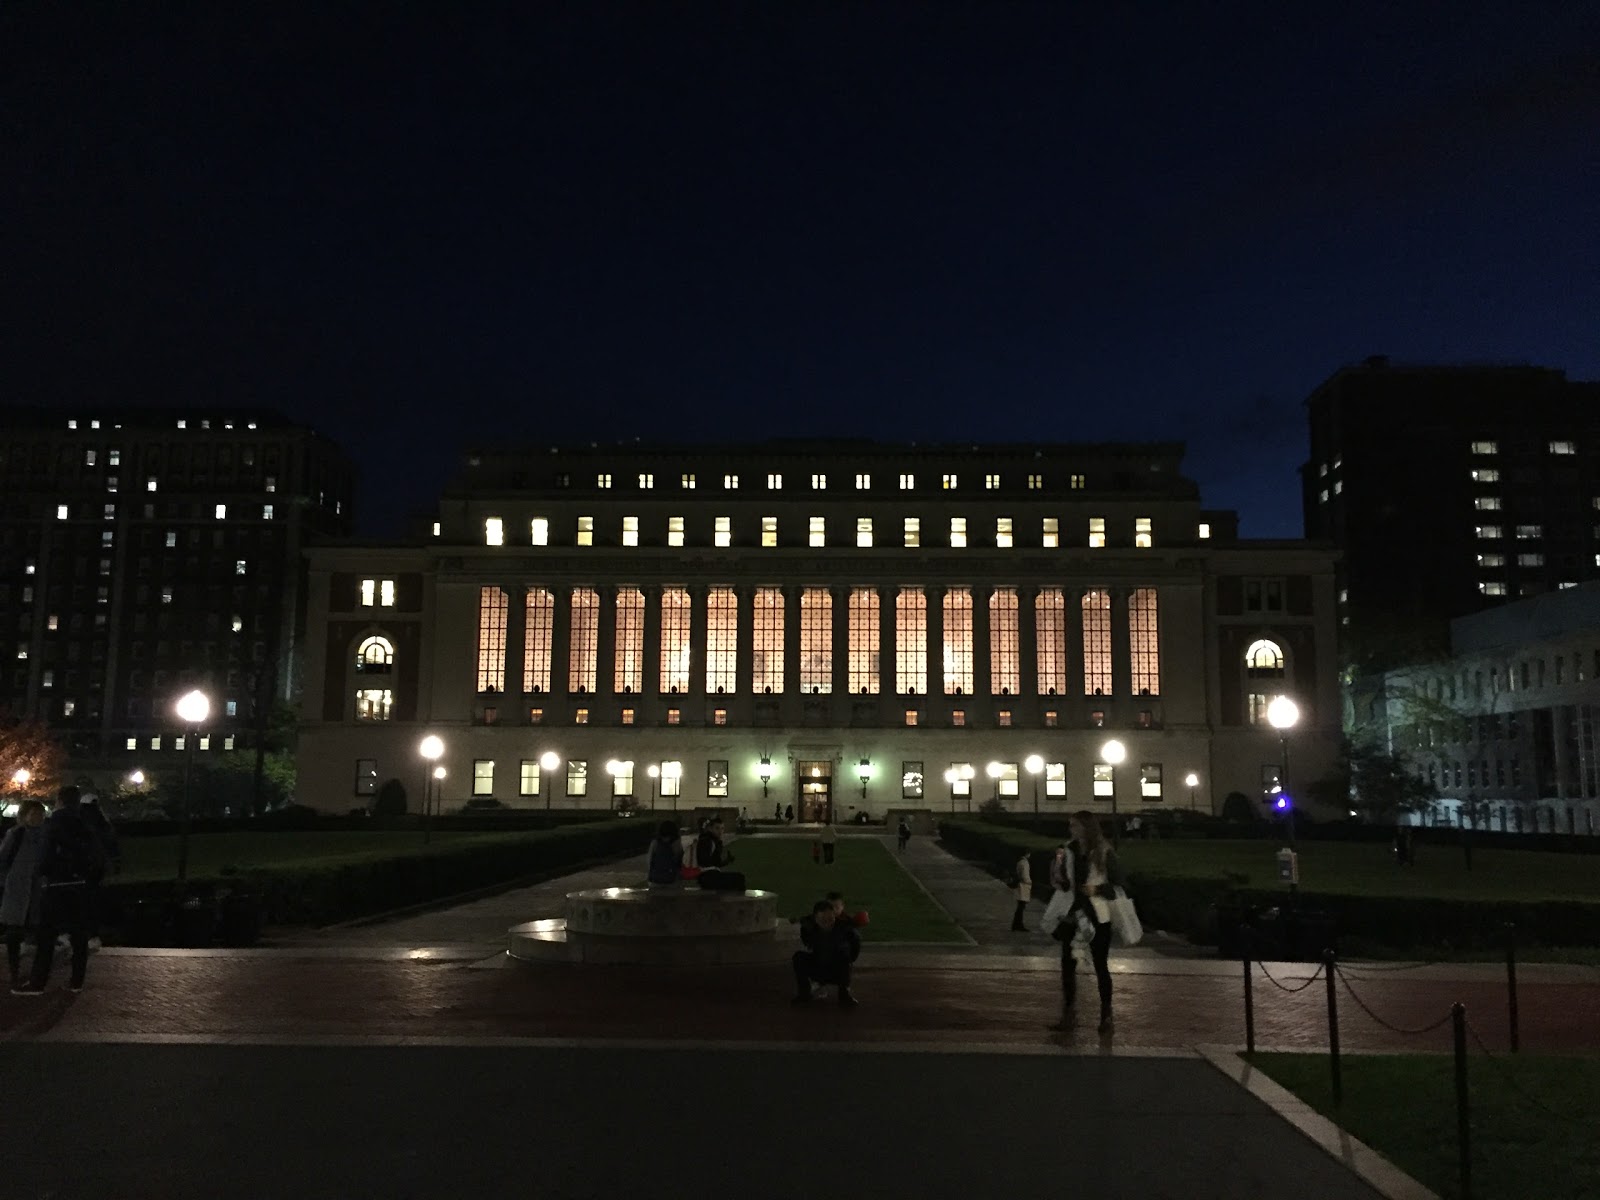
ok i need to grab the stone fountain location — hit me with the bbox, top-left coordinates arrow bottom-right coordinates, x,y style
507,886 -> 793,965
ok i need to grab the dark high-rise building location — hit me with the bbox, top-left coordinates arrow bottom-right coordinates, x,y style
0,408 -> 355,774
1302,358 -> 1600,671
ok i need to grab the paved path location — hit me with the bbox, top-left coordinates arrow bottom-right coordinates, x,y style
0,1043 -> 1382,1200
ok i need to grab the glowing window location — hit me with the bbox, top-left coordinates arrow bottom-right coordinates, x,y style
638,473 -> 654,489
1093,763 -> 1114,797
614,587 -> 645,693
621,516 -> 639,547
856,517 -> 873,547
682,473 -> 696,489
1089,518 -> 1106,548
1042,517 -> 1059,548
360,579 -> 376,607
800,588 -> 833,693
706,587 -> 738,694
904,517 -> 920,548
1472,468 -> 1499,482
1515,525 -> 1542,539
809,516 -> 826,547
1198,523 -> 1211,539
1134,517 -> 1153,548
724,474 -> 739,489
660,587 -> 691,694
524,588 -> 554,693
855,473 -> 871,489
1140,763 -> 1162,800
812,473 -> 827,490
567,588 -> 599,693
949,762 -> 971,798
519,761 -> 542,796
668,516 -> 685,547
1070,474 -> 1085,489
1046,762 -> 1066,797
942,474 -> 958,490
943,588 -> 973,695
990,588 -> 1019,695
356,636 -> 394,672
1474,497 -> 1501,511
1035,588 -> 1066,695
714,516 -> 731,548
482,516 -> 504,545
1476,525 -> 1502,540
567,760 -> 587,796
899,473 -> 914,490
1245,639 -> 1284,673
752,587 -> 785,694
1129,587 -> 1160,696
848,588 -> 880,694
995,517 -> 1013,548
767,473 -> 783,489
761,516 -> 778,547
1549,441 -> 1577,455
380,580 -> 396,607
949,517 -> 967,548
896,587 -> 927,694
1082,589 -> 1112,696
985,473 -> 1000,489
355,689 -> 393,721
476,586 -> 509,692
1470,441 -> 1497,455
577,516 -> 594,546
531,518 -> 549,546
597,473 -> 612,488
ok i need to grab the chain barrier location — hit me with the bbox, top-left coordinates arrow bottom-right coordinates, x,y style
1336,958 -> 1445,973
1253,957 -> 1324,994
1463,1017 -> 1593,1126
1332,963 -> 1456,1036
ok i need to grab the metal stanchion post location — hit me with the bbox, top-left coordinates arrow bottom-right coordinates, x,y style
1241,925 -> 1256,1056
1504,921 -> 1520,1054
1323,949 -> 1341,1106
1452,1002 -> 1471,1200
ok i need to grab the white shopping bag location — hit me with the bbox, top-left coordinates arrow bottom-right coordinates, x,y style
1108,887 -> 1143,947
1039,889 -> 1074,940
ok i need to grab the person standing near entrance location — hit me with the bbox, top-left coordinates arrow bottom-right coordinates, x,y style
896,817 -> 911,853
1009,850 -> 1032,931
819,822 -> 837,865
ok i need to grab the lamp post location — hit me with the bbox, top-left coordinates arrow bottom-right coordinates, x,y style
1267,696 -> 1302,906
11,767 -> 30,791
758,756 -> 774,802
647,763 -> 660,809
605,759 -> 633,813
418,734 -> 444,843
962,763 -> 975,812
1184,771 -> 1201,813
944,767 -> 959,813
1025,754 -> 1043,826
540,751 -> 561,811
174,689 -> 211,883
663,760 -> 681,812
128,770 -> 145,790
857,758 -> 871,804
1100,738 -> 1127,846
986,761 -> 1004,811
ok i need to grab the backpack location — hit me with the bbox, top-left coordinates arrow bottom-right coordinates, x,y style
45,810 -> 105,883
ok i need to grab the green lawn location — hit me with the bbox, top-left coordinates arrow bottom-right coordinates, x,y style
116,831 -> 549,882
1250,1052 -> 1600,1200
728,835 -> 965,943
969,827 -> 1600,903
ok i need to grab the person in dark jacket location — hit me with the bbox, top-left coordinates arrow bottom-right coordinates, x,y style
694,818 -> 746,892
1047,811 -> 1125,1033
646,820 -> 684,886
792,899 -> 861,1007
896,818 -> 911,852
13,786 -> 101,996
1,799 -> 48,989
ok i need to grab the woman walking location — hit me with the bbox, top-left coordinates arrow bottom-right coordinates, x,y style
1009,850 -> 1032,931
1,799 -> 48,989
1049,811 -> 1125,1033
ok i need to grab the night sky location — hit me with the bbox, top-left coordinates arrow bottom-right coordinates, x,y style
4,3 -> 1598,538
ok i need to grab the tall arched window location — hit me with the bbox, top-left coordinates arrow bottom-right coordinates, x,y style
356,636 -> 394,673
1245,638 -> 1285,676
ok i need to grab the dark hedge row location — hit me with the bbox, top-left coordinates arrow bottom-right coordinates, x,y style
937,818 -> 1600,951
102,818 -> 648,933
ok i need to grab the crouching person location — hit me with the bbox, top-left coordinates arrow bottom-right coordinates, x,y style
791,899 -> 860,1008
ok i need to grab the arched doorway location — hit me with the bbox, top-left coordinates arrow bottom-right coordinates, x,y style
796,760 -> 832,824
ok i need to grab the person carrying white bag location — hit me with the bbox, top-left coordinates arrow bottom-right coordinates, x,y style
1041,811 -> 1137,1035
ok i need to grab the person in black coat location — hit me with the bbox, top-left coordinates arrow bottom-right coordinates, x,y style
14,786 -> 102,996
792,899 -> 861,1007
694,818 -> 746,892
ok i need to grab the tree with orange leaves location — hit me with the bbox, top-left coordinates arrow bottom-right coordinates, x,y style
0,710 -> 65,798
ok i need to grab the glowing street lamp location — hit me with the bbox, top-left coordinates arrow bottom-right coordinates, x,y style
986,761 -> 1004,810
174,689 -> 211,883
647,763 -> 660,809
663,760 -> 682,812
758,756 -> 774,800
128,770 -> 146,790
605,759 -> 634,812
857,758 -> 872,802
1024,754 -> 1044,825
539,750 -> 561,811
11,768 -> 30,790
1100,739 -> 1127,845
943,766 -> 959,813
1184,771 -> 1201,812
419,734 -> 445,842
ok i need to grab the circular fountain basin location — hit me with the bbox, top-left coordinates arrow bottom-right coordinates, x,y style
508,886 -> 793,965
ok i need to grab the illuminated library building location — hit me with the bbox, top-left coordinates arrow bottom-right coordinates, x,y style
296,442 -> 1341,821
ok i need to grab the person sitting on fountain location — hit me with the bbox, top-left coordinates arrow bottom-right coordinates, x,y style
694,817 -> 746,892
647,820 -> 684,887
792,899 -> 860,1007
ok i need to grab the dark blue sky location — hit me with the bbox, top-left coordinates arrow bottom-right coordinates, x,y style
5,2 -> 1598,537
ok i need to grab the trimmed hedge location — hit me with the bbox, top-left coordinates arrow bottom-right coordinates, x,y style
101,818 -> 649,932
938,818 -> 1600,951
107,810 -> 615,838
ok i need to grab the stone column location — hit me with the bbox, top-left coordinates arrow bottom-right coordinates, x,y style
972,586 -> 992,717
926,585 -> 944,724
782,584 -> 804,725
688,583 -> 707,718
594,585 -> 616,703
641,583 -> 661,724
1110,588 -> 1132,709
504,584 -> 526,706
1064,587 -> 1084,703
833,585 -> 852,706
735,584 -> 754,701
878,585 -> 895,710
1018,586 -> 1038,704
550,586 -> 572,720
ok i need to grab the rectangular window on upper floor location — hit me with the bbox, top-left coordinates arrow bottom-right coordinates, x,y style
899,473 -> 914,490
1477,553 -> 1504,567
531,518 -> 549,546
856,518 -> 873,547
904,517 -> 920,548
949,517 -> 967,548
1042,517 -> 1059,548
1480,581 -> 1507,595
761,516 -> 778,547
1198,523 -> 1211,539
1089,518 -> 1106,548
811,473 -> 827,490
942,473 -> 958,490
682,473 -> 696,489
1134,517 -> 1152,548
1470,441 -> 1497,455
855,473 -> 870,489
1476,525 -> 1503,539
432,522 -> 441,537
1516,524 -> 1542,539
995,517 -> 1013,548
668,516 -> 685,547
215,504 -> 227,519
577,517 -> 594,546
809,516 -> 826,547
1474,497 -> 1501,511
380,580 -> 396,608
985,473 -> 1000,489
598,473 -> 612,488
484,517 -> 504,546
621,516 -> 639,547
1517,553 -> 1544,567
724,474 -> 739,489
715,516 -> 731,548
1472,468 -> 1499,483
1028,474 -> 1042,489
1070,474 -> 1085,489
768,473 -> 783,489
1549,441 -> 1577,455
638,473 -> 654,489
146,477 -> 158,492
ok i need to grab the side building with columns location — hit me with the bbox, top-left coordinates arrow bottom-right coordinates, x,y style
295,441 -> 1341,822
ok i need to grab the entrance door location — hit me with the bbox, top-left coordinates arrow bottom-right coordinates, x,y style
796,760 -> 832,824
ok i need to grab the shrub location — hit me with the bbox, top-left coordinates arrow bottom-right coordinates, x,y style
1221,792 -> 1256,823
372,779 -> 407,816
